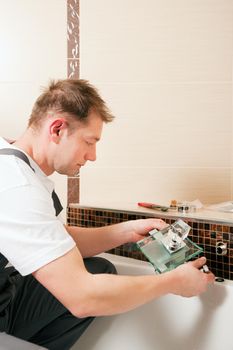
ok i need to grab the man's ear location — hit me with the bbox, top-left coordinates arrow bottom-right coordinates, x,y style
49,119 -> 67,142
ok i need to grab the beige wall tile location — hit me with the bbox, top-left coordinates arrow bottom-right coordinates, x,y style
97,83 -> 232,132
80,0 -> 233,83
80,0 -> 233,205
80,167 -> 231,206
231,168 -> 233,200
0,0 -> 67,84
0,0 -> 67,210
97,122 -> 231,168
95,82 -> 232,167
0,83 -> 40,137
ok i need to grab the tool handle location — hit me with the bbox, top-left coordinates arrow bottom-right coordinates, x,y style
138,202 -> 159,208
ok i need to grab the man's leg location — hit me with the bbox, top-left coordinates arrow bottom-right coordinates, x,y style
6,257 -> 116,350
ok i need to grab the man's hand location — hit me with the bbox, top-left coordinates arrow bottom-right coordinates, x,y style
125,218 -> 168,243
169,257 -> 215,297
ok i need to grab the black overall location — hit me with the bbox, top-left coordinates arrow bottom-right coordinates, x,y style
0,148 -> 116,350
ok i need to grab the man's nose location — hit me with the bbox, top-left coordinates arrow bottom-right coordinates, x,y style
86,148 -> 96,162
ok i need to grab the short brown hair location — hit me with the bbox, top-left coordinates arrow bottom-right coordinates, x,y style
28,79 -> 114,128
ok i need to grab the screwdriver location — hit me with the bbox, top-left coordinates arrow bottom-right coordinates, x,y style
138,202 -> 169,212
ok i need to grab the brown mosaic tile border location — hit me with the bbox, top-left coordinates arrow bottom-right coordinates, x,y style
67,0 -> 80,204
67,0 -> 79,82
67,206 -> 233,281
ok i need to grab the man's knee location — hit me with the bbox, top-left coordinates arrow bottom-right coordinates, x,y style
84,257 -> 117,275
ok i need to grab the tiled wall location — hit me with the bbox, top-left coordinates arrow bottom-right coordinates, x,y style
67,1 -> 233,206
1,0 -> 67,210
66,1 -> 233,281
67,206 -> 233,281
77,0 -> 233,206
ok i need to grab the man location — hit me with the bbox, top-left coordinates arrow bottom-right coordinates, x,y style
0,79 -> 214,349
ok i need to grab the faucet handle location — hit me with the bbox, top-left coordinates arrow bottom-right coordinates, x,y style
161,219 -> 191,254
170,219 -> 191,241
148,220 -> 192,254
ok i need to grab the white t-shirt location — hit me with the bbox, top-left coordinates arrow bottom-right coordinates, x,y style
0,137 -> 76,276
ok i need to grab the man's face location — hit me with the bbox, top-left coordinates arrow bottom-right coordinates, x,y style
53,112 -> 103,176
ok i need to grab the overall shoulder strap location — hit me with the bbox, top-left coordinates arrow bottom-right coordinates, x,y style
0,148 -> 34,171
0,148 -> 63,216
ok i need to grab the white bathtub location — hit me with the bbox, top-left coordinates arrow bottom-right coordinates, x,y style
72,253 -> 233,350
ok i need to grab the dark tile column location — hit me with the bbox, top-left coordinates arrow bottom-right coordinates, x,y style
67,0 -> 80,204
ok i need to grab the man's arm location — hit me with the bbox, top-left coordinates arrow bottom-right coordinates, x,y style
33,246 -> 214,318
65,218 -> 167,257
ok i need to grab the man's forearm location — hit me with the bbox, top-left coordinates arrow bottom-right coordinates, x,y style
65,222 -> 133,257
34,247 -> 214,319
73,271 -> 174,317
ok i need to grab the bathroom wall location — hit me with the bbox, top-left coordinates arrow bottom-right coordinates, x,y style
0,0 -> 68,211
78,0 -> 233,207
2,1 -> 231,210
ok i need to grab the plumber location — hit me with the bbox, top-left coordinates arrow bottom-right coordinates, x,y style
0,79 -> 215,349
